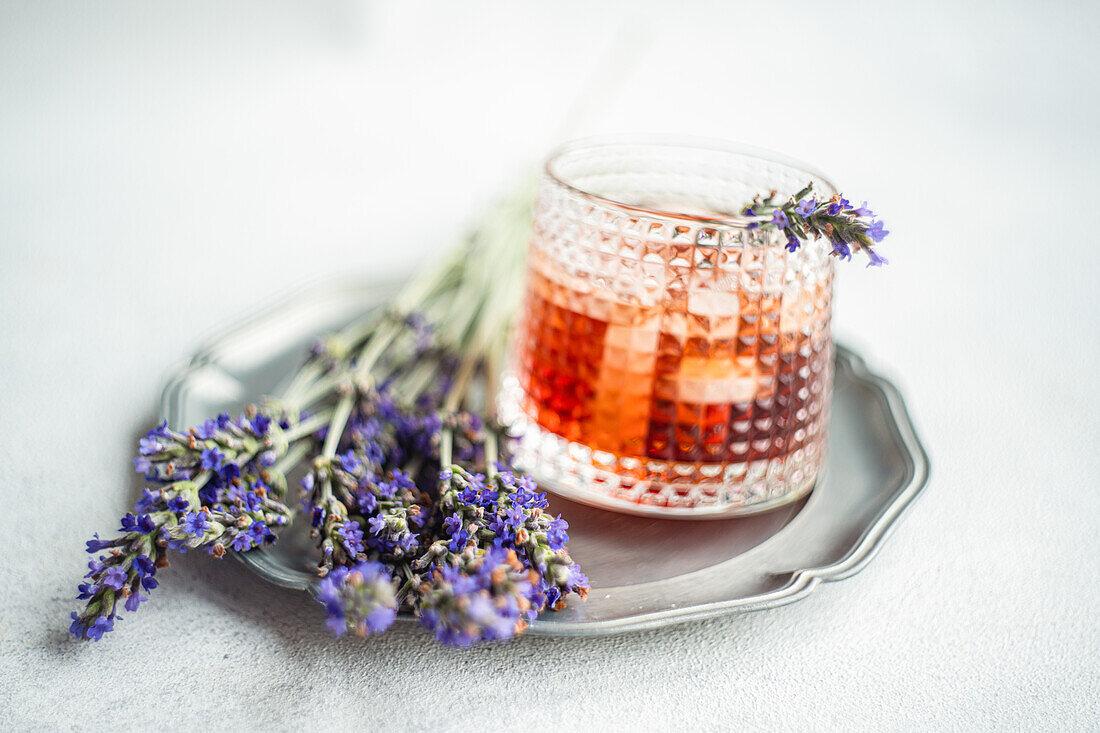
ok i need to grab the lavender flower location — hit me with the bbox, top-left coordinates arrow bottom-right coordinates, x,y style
138,437 -> 161,455
853,201 -> 874,217
200,447 -> 224,470
749,183 -> 889,265
337,521 -> 366,556
795,198 -> 816,217
124,591 -> 147,612
867,219 -> 890,243
416,463 -> 590,619
831,240 -> 852,261
230,533 -> 254,552
181,510 -> 210,537
827,196 -> 850,216
417,547 -> 541,646
70,405 -> 303,641
101,566 -> 128,591
71,614 -> 113,641
866,250 -> 889,267
317,562 -> 397,637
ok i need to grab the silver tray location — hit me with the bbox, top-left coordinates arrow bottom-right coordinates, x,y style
162,281 -> 930,636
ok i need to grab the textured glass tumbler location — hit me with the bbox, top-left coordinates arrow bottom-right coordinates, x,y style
501,137 -> 836,517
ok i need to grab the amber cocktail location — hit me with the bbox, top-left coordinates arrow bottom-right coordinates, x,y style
501,138 -> 836,516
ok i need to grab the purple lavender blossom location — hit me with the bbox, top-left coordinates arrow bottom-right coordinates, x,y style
248,520 -> 272,543
121,513 -> 155,534
85,534 -> 114,553
124,592 -> 147,612
827,196 -> 851,216
376,479 -> 397,500
181,510 -> 210,537
200,447 -> 224,471
357,490 -> 378,514
134,555 -> 156,578
546,515 -> 570,551
73,402 -> 297,642
195,419 -> 218,440
418,548 -> 540,646
318,562 -> 397,637
101,566 -> 128,591
230,533 -> 254,552
867,219 -> 890,243
138,437 -> 162,455
84,616 -> 114,641
337,521 -> 366,555
219,462 -> 240,483
427,464 -> 589,623
239,490 -> 262,512
866,250 -> 889,267
134,488 -> 160,513
443,513 -> 462,536
338,450 -> 362,473
448,529 -> 469,552
367,515 -> 386,535
250,414 -> 271,435
504,505 -> 525,530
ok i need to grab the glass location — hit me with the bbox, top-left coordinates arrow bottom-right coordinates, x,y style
501,136 -> 836,517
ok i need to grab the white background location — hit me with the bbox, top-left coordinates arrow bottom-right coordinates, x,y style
1,1 -> 1098,729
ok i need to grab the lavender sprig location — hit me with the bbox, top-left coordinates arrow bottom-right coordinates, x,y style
416,546 -> 542,646
422,464 -> 589,613
71,409 -> 302,640
743,182 -> 890,266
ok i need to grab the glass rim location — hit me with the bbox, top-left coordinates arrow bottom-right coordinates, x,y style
543,134 -> 839,229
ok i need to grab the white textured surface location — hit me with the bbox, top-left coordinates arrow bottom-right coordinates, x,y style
1,1 -> 1098,729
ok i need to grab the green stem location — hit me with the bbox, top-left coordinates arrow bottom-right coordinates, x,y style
484,431 -> 499,479
442,353 -> 478,414
320,318 -> 403,460
354,319 -> 402,379
282,361 -> 324,407
273,440 -> 311,476
283,410 -> 333,442
392,357 -> 442,405
322,393 -> 355,460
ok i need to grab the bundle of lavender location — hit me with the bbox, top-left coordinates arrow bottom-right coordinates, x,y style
70,191 -> 588,646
